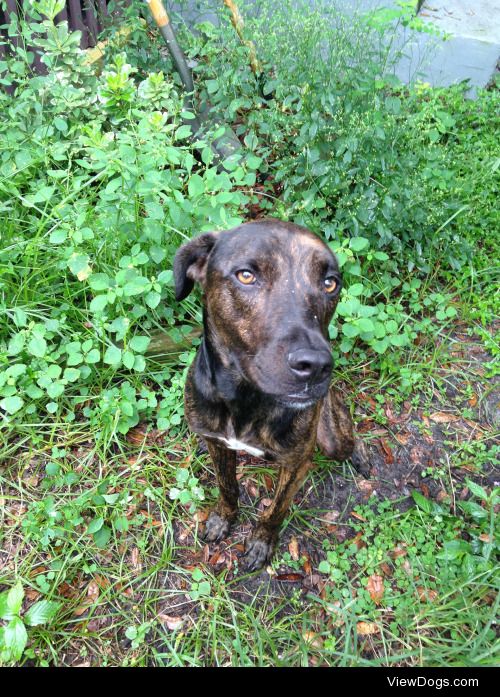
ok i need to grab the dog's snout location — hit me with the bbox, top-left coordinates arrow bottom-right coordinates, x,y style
287,349 -> 332,382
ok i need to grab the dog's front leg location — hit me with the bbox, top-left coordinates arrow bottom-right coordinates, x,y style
243,459 -> 313,572
202,439 -> 239,543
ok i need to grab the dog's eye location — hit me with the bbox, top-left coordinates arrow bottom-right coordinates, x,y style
236,270 -> 256,285
324,276 -> 338,294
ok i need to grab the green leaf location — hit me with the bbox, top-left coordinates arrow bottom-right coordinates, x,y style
349,237 -> 370,252
102,493 -> 120,504
145,291 -> 161,309
7,582 -> 24,616
104,345 -> 122,366
192,568 -> 204,582
27,335 -> 47,358
175,125 -> 192,140
349,283 -> 365,296
89,273 -> 111,291
8,333 -> 25,355
412,490 -> 433,515
0,590 -> 13,620
123,277 -> 150,296
54,117 -> 68,133
85,349 -> 100,364
94,525 -> 112,549
63,368 -> 80,382
3,617 -> 28,662
129,336 -> 150,353
389,334 -> 408,347
87,517 -> 104,534
49,228 -> 67,244
198,581 -> 211,596
24,600 -> 61,627
206,79 -> 219,94
157,270 -> 173,285
122,350 -> 135,370
355,317 -> 375,333
47,382 -> 64,399
0,396 -> 24,415
68,253 -> 91,280
465,479 -> 489,501
90,295 -> 109,313
188,174 -> 204,198
342,323 -> 360,338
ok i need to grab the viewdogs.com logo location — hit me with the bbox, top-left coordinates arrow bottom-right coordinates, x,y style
387,677 -> 479,689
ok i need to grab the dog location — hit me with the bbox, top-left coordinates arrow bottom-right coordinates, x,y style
173,219 -> 369,571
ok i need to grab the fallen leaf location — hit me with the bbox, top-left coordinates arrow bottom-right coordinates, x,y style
263,474 -> 274,491
275,573 -> 304,582
94,575 -> 110,590
193,510 -> 208,523
302,556 -> 312,575
430,412 -> 460,424
357,621 -> 380,636
394,432 -> 410,445
125,426 -> 147,445
158,614 -> 184,631
288,536 -> 300,561
390,545 -> 407,559
351,511 -> 367,522
322,510 -> 340,524
379,438 -> 394,465
366,574 -> 384,606
417,587 -> 438,602
87,580 -> 99,602
358,479 -> 375,495
351,532 -> 366,549
380,562 -> 393,577
130,547 -> 141,571
302,631 -> 323,649
25,589 -> 41,602
208,549 -> 221,566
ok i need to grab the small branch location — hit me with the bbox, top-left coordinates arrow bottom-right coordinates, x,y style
223,0 -> 262,75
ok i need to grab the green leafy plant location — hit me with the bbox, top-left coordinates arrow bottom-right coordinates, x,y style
188,568 -> 211,601
169,467 -> 205,513
0,581 -> 60,665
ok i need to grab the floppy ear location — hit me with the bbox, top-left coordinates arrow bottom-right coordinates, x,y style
173,232 -> 219,301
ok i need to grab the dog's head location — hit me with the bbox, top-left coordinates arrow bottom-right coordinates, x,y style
174,219 -> 341,408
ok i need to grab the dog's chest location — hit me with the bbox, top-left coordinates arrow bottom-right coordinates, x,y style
214,435 -> 265,458
200,418 -> 266,458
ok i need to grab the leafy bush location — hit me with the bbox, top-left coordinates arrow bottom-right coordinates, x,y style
0,0 -> 255,436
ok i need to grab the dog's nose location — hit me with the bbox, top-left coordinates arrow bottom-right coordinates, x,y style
287,349 -> 332,382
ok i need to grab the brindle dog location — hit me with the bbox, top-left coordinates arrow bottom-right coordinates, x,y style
174,219 -> 369,571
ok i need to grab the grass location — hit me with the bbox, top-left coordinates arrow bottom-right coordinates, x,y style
1,325 -> 498,666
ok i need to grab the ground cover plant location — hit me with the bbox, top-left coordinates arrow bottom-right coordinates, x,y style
0,0 -> 498,666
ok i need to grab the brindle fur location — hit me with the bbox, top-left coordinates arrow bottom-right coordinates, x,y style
174,219 -> 369,571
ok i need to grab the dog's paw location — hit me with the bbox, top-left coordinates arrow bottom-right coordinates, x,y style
201,511 -> 232,543
242,535 -> 275,572
350,439 -> 371,478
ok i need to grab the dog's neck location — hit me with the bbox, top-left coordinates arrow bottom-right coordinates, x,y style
194,311 -> 272,412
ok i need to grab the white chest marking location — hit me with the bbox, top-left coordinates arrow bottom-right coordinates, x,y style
218,437 -> 265,458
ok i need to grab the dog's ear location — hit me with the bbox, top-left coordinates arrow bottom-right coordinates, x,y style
173,232 -> 219,301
